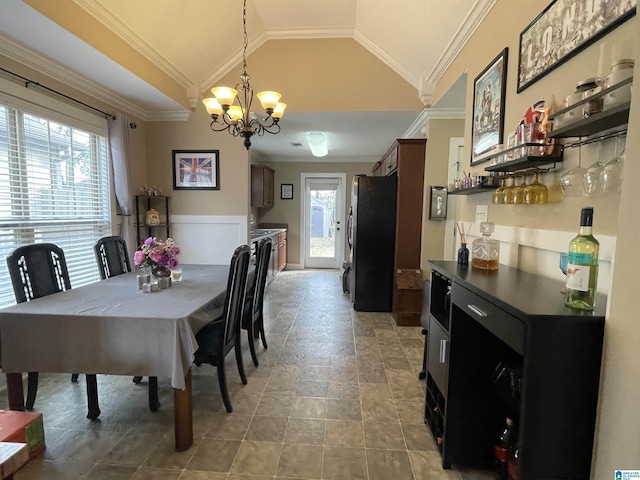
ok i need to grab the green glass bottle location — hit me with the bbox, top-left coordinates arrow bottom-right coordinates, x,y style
565,207 -> 599,310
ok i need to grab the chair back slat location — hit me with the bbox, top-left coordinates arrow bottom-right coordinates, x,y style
252,237 -> 272,319
6,243 -> 71,304
94,236 -> 131,279
222,245 -> 251,353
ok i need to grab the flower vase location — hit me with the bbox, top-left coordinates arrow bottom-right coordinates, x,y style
151,265 -> 171,279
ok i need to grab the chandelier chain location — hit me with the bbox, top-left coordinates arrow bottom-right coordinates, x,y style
242,0 -> 248,74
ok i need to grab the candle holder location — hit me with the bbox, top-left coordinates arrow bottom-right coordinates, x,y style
137,274 -> 151,289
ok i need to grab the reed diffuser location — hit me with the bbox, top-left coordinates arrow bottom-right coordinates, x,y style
457,222 -> 469,265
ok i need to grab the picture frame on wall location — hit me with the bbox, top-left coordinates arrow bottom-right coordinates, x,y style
172,150 -> 220,190
429,186 -> 448,220
471,48 -> 508,166
517,0 -> 637,93
281,184 -> 293,200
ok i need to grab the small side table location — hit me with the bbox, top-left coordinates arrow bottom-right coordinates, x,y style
0,443 -> 29,480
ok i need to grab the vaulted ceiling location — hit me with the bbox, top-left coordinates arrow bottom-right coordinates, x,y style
0,0 -> 489,158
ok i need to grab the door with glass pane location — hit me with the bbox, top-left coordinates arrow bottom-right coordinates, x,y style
302,175 -> 345,269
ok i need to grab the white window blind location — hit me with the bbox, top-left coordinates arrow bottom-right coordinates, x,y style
0,103 -> 111,308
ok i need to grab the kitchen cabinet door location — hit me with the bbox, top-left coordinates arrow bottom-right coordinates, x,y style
251,165 -> 275,208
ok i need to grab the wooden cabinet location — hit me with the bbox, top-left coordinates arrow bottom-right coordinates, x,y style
263,230 -> 286,287
134,195 -> 170,247
426,261 -> 605,479
251,165 -> 275,208
377,139 -> 426,326
278,232 -> 287,271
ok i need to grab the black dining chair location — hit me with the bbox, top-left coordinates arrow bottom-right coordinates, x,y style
6,243 -> 101,419
89,235 -> 160,412
148,244 -> 251,413
242,236 -> 272,366
94,235 -> 131,280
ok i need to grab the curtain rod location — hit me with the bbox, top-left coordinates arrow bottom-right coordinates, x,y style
0,66 -> 116,120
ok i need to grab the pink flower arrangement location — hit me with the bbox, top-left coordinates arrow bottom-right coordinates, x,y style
134,237 -> 180,270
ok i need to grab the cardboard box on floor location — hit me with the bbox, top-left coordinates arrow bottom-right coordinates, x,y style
0,411 -> 45,460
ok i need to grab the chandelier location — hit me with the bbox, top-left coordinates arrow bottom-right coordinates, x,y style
202,0 -> 286,150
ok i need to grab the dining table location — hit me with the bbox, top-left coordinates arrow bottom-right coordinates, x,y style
0,263 -> 239,452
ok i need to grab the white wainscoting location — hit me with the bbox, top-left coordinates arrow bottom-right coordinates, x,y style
171,215 -> 249,265
461,224 -> 616,295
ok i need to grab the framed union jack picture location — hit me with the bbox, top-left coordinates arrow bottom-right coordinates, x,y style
172,150 -> 220,190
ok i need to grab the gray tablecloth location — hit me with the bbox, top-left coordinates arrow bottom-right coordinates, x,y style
0,264 -> 231,389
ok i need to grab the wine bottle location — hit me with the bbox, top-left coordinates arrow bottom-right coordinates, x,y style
565,207 -> 599,310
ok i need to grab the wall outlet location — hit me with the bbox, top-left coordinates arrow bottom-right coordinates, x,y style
476,205 -> 488,224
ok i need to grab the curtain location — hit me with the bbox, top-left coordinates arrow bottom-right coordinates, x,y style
108,113 -> 136,260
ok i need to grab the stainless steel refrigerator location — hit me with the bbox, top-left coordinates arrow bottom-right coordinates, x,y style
348,174 -> 397,311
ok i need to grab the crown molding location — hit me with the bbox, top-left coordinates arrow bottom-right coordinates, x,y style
403,107 -> 465,138
426,0 -> 497,86
73,0 -> 194,89
353,29 -> 420,90
200,30 -> 269,92
419,78 -> 435,107
0,35 -> 190,122
145,110 -> 191,122
264,27 -> 354,40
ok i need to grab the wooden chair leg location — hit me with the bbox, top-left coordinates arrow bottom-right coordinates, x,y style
247,328 -> 259,367
217,362 -> 233,413
148,376 -> 160,412
71,373 -> 80,382
25,372 -> 38,410
235,340 -> 247,385
85,374 -> 101,420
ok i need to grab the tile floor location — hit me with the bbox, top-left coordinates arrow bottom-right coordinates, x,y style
3,269 -> 493,480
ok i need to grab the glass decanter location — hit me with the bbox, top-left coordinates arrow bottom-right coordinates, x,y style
472,222 -> 500,270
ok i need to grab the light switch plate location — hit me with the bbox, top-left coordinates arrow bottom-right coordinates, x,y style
476,205 -> 488,224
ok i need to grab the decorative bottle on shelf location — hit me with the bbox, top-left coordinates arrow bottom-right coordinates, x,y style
495,417 -> 517,480
457,243 -> 469,265
508,444 -> 520,480
565,207 -> 599,310
472,222 -> 500,270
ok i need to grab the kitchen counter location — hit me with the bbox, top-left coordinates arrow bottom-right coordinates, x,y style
250,228 -> 287,242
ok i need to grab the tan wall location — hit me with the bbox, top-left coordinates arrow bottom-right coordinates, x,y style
432,0 -> 635,237
433,1 -> 639,476
420,119 -> 465,274
212,38 -> 424,113
256,160 -> 373,265
145,106 -> 249,217
592,51 -> 640,475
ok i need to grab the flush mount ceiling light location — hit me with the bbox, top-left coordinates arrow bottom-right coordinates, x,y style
306,132 -> 328,157
201,0 -> 286,150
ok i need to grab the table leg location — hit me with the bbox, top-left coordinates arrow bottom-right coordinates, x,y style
173,369 -> 193,452
5,373 -> 25,411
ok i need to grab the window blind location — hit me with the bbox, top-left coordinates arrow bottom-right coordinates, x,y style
0,103 -> 111,308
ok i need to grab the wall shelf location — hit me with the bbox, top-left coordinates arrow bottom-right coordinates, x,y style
448,185 -> 497,195
482,143 -> 564,173
548,77 -> 631,140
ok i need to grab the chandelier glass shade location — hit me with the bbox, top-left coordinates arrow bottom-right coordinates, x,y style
202,0 -> 286,150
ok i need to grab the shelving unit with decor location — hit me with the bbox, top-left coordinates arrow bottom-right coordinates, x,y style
426,261 -> 605,478
134,195 -> 171,247
548,77 -> 631,141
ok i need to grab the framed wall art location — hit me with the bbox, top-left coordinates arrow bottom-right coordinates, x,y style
471,48 -> 508,166
517,0 -> 636,93
281,183 -> 293,200
172,150 -> 220,190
